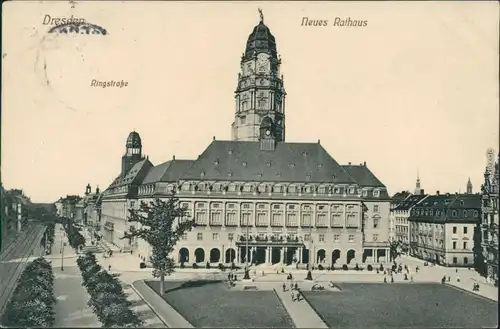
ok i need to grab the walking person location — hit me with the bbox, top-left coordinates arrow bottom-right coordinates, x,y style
282,282 -> 286,292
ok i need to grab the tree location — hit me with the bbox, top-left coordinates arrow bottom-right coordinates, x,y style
123,192 -> 195,296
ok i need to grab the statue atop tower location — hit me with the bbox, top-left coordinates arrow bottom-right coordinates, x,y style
231,10 -> 287,142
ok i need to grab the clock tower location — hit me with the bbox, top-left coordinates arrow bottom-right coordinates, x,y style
231,9 -> 287,142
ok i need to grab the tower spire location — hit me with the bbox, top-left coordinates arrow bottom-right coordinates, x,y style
414,169 -> 423,195
258,8 -> 264,23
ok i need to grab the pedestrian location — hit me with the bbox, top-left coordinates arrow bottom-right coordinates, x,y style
108,264 -> 111,271
282,283 -> 286,292
290,281 -> 294,291
291,290 -> 296,302
228,273 -> 231,281
391,276 -> 394,283
384,276 -> 387,283
294,283 -> 298,290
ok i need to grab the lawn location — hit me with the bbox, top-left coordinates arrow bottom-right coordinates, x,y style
303,283 -> 498,328
146,280 -> 294,328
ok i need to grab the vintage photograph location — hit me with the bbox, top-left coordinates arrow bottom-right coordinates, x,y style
1,1 -> 498,328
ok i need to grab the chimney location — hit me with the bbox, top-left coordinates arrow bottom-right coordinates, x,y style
348,162 -> 351,165
436,190 -> 440,195
173,155 -> 176,161
363,161 -> 366,166
318,139 -> 320,144
213,136 -> 216,141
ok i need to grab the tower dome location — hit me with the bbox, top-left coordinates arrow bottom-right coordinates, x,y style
243,9 -> 277,60
126,131 -> 142,148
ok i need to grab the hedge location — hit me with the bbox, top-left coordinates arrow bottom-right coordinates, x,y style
63,223 -> 86,250
1,258 -> 56,328
76,252 -> 143,327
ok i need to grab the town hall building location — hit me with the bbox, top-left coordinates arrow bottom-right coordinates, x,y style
100,11 -> 392,267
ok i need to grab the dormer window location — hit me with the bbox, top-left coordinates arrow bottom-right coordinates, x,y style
302,152 -> 307,156
306,173 -> 312,179
214,160 -> 219,165
257,173 -> 263,177
228,149 -> 233,154
276,172 -> 282,177
200,171 -> 205,177
266,161 -> 271,167
242,162 -> 247,167
373,189 -> 380,197
228,172 -> 233,177
290,163 -> 295,167
317,164 -> 323,168
452,210 -> 457,217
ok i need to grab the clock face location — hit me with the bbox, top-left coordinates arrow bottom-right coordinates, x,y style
265,130 -> 271,136
257,53 -> 269,67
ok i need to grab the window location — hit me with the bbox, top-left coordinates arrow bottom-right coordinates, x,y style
212,233 -> 219,241
242,203 -> 251,209
316,214 -> 327,227
181,233 -> 188,240
347,214 -> 357,227
464,257 -> 469,264
453,226 -> 457,234
241,213 -> 251,226
256,213 -> 267,226
130,201 -> 135,208
331,213 -> 343,227
333,234 -> 340,242
258,233 -> 265,240
304,234 -> 310,241
373,218 -> 379,228
273,204 -> 281,210
210,212 -> 222,226
271,213 -> 282,227
286,213 -> 298,227
348,235 -> 355,242
225,212 -> 237,226
301,213 -> 312,227
463,227 -> 468,234
228,233 -> 234,241
373,234 -> 378,241
241,116 -> 246,124
319,234 -> 325,242
453,241 -> 457,249
373,205 -> 379,213
453,257 -> 458,264
197,233 -> 203,241
463,241 -> 467,249
373,189 -> 380,197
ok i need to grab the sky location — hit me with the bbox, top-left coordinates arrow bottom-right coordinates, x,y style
2,1 -> 499,203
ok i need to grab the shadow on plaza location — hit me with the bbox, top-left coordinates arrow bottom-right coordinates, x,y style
158,279 -> 224,294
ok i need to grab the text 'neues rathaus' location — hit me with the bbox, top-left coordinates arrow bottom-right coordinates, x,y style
96,11 -> 392,267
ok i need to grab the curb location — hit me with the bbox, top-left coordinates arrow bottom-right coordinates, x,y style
130,281 -> 170,328
131,280 -> 194,328
444,283 -> 498,302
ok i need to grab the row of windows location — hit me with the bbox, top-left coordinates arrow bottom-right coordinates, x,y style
191,211 -> 360,227
186,202 -> 359,211
412,208 -> 479,217
182,232 -> 359,243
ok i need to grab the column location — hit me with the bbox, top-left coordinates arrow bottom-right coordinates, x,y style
222,201 -> 226,228
298,247 -> 303,263
236,246 -> 240,264
280,248 -> 285,263
250,247 -> 254,263
284,247 -> 288,264
386,248 -> 390,263
269,247 -> 273,263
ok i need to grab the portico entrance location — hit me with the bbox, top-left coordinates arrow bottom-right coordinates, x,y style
236,242 -> 306,265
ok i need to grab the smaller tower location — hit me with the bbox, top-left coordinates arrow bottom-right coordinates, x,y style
121,131 -> 143,177
95,185 -> 100,195
466,178 -> 473,194
414,170 -> 423,195
85,183 -> 91,195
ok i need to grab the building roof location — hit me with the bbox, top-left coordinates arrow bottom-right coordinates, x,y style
179,140 -> 356,184
126,131 -> 142,148
341,165 -> 385,188
108,159 -> 153,188
409,193 -> 481,223
393,194 -> 428,211
244,20 -> 278,60
142,159 -> 195,184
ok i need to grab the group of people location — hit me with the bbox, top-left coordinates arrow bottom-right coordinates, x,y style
227,272 -> 238,287
382,260 -> 413,283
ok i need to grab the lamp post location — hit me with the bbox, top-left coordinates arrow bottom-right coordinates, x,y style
243,215 -> 250,279
308,216 -> 313,268
60,233 -> 65,271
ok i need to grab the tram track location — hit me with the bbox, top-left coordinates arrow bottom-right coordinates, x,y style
0,224 -> 47,316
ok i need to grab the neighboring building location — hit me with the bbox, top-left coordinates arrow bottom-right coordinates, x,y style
409,193 -> 481,267
100,11 -> 392,267
54,199 -> 63,217
480,151 -> 499,284
389,191 -> 411,242
1,187 -> 32,251
391,193 -> 428,248
58,195 -> 82,219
